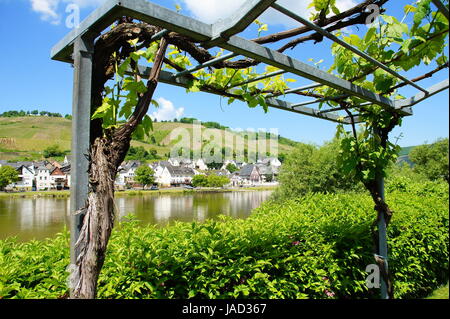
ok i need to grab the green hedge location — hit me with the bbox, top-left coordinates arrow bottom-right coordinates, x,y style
0,188 -> 448,299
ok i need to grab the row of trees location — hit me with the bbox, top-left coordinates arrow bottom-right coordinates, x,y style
125,146 -> 160,161
43,145 -> 68,159
274,138 -> 449,200
0,110 -> 70,118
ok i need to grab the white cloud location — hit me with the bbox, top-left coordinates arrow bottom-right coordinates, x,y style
30,0 -> 60,24
151,97 -> 185,121
29,0 -> 106,24
62,0 -> 106,8
181,0 -> 358,27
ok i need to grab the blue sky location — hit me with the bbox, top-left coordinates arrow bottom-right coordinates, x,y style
0,0 -> 448,147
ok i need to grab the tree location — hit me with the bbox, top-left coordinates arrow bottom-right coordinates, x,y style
275,139 -> 360,199
192,174 -> 208,187
0,166 -> 19,190
409,138 -> 449,182
226,163 -> 238,173
43,144 -> 65,158
206,174 -> 230,188
134,166 -> 155,189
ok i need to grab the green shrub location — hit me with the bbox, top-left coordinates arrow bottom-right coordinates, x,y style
273,140 -> 362,200
0,191 -> 448,299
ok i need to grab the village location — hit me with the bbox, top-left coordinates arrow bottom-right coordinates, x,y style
0,155 -> 282,192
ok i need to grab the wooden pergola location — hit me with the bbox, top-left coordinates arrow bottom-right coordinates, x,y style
51,0 -> 449,299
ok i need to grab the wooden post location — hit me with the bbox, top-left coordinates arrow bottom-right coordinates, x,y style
70,33 -> 94,289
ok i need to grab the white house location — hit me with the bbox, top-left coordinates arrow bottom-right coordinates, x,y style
237,164 -> 262,185
156,165 -> 197,187
116,161 -> 141,188
8,164 -> 35,190
194,158 -> 208,171
36,166 -> 51,191
257,157 -> 282,168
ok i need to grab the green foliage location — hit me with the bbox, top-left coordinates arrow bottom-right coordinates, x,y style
134,165 -> 155,187
226,163 -> 239,173
43,144 -> 65,158
274,139 -> 362,199
206,175 -> 230,188
0,232 -> 70,298
203,121 -> 229,130
192,174 -> 208,187
0,188 -> 447,299
126,146 -> 160,161
192,174 -> 230,188
0,166 -> 19,190
409,138 -> 449,182
321,4 -> 449,188
179,117 -> 198,124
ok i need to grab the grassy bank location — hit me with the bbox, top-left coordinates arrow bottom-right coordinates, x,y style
0,190 -> 71,198
427,283 -> 449,299
0,183 -> 447,299
0,186 -> 277,199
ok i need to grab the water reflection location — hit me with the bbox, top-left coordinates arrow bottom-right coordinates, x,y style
0,190 -> 272,241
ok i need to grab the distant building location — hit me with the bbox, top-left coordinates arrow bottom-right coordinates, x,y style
157,165 -> 197,187
116,161 -> 141,188
238,164 -> 262,185
50,166 -> 68,190
36,166 -> 51,190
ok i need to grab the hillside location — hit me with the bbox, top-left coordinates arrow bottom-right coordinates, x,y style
0,116 -> 298,161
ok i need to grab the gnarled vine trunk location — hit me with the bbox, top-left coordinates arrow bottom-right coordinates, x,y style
70,37 -> 169,299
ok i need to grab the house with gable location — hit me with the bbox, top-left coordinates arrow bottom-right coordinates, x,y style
238,164 -> 262,185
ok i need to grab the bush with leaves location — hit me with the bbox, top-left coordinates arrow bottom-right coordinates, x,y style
409,138 -> 449,182
134,165 -> 155,188
274,139 -> 362,199
43,144 -> 65,159
0,186 -> 447,299
0,166 -> 19,190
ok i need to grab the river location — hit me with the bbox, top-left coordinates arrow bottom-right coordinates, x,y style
0,190 -> 273,241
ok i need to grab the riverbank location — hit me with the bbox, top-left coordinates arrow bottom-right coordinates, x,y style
0,185 -> 278,198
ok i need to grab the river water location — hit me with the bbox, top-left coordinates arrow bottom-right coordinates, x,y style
0,190 -> 273,241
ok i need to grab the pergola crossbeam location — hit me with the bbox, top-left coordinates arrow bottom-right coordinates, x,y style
394,79 -> 450,109
208,0 -> 277,46
174,52 -> 239,78
220,35 -> 408,114
228,70 -> 287,89
51,0 -> 416,118
130,65 -> 354,124
266,83 -> 323,98
271,3 -> 430,95
432,0 -> 450,20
